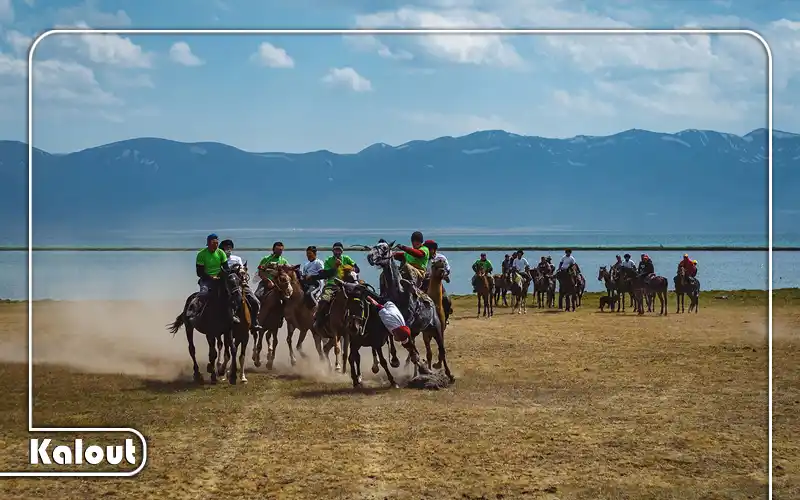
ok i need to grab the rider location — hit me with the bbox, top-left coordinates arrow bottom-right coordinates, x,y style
256,241 -> 290,298
307,242 -> 359,332
195,233 -> 239,323
678,253 -> 697,278
611,254 -> 623,273
546,256 -> 555,274
300,245 -> 325,305
510,249 -> 531,285
220,239 -> 262,331
556,249 -> 579,277
501,254 -> 512,275
638,253 -> 655,283
619,253 -> 636,278
692,260 -> 698,276
392,231 -> 429,287
471,253 -> 494,292
423,240 -> 453,322
536,256 -> 551,276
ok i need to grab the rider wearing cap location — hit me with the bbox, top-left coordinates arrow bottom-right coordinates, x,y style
196,233 -> 239,323
306,242 -> 360,333
256,241 -> 290,298
220,239 -> 262,331
678,253 -> 697,278
392,231 -> 430,288
471,252 -> 494,292
423,240 -> 453,323
638,253 -> 655,283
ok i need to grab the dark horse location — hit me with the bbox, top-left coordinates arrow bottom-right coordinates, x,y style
598,266 -> 616,298
332,278 -> 399,389
674,266 -> 700,314
612,267 -> 635,312
556,266 -> 579,312
633,273 -> 669,316
531,268 -> 553,309
366,240 -> 454,382
167,268 -> 237,384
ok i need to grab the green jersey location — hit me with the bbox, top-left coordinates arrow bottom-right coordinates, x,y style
196,247 -> 228,277
259,254 -> 289,270
473,259 -> 493,272
404,245 -> 430,270
323,254 -> 356,285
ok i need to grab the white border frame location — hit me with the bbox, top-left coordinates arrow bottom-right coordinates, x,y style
5,28 -> 773,491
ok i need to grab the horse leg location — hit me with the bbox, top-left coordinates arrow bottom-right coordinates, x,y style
376,343 -> 398,388
388,336 -> 400,368
349,340 -> 362,388
186,324 -> 202,383
333,335 -> 343,373
661,290 -> 667,316
217,333 -> 231,377
423,330 -> 434,370
371,347 -> 381,374
266,329 -> 279,370
432,328 -> 455,383
296,327 -> 309,358
238,333 -> 248,383
341,334 -> 350,375
206,334 -> 218,383
227,330 -> 238,385
321,337 -> 336,371
476,294 -> 481,318
252,328 -> 265,367
286,326 -> 297,367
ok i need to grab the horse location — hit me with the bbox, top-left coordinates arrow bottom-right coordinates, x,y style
475,267 -> 494,318
674,266 -> 701,314
598,266 -> 616,298
531,268 -> 551,309
332,279 -> 399,389
225,261 -> 253,384
251,267 -> 290,371
556,266 -> 579,312
633,273 -> 669,315
574,270 -> 586,307
274,265 -> 332,367
366,241 -> 454,382
492,273 -> 509,306
612,267 -> 635,312
166,269 -> 236,384
509,270 -> 531,314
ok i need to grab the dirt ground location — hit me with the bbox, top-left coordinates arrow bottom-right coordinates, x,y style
0,290 -> 796,499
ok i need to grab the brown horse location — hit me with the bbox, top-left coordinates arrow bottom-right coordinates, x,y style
492,273 -> 509,306
612,268 -> 635,312
633,274 -> 669,315
531,268 -> 551,308
556,267 -> 578,312
674,266 -> 700,314
574,271 -> 586,307
424,258 -> 449,371
274,265 -> 334,367
475,268 -> 493,318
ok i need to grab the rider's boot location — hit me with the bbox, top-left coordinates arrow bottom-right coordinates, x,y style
314,300 -> 330,332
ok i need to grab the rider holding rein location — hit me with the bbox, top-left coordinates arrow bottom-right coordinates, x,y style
196,233 -> 239,323
256,241 -> 289,296
392,231 -> 430,287
306,242 -> 360,332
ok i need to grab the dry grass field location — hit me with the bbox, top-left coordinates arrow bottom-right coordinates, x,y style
0,290 -> 796,499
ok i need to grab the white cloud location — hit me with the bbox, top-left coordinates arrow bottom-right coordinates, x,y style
55,0 -> 131,27
23,0 -> 34,6
322,67 -> 373,92
169,42 -> 205,67
250,42 -> 294,68
103,72 -> 155,89
355,7 -> 523,68
4,30 -> 31,56
343,35 -> 414,60
0,0 -> 13,23
56,23 -> 153,68
551,89 -> 616,117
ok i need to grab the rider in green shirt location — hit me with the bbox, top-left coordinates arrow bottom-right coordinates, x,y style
471,253 -> 494,293
392,230 -> 429,287
256,241 -> 290,297
195,233 -> 239,323
304,241 -> 360,333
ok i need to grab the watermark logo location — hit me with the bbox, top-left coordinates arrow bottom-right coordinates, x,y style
30,438 -> 138,467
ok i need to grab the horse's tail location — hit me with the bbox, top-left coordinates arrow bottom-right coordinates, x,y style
166,313 -> 184,337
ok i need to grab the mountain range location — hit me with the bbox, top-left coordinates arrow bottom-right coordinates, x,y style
1,127 -> 796,245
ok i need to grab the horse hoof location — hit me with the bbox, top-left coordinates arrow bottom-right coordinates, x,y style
371,365 -> 380,374
433,361 -> 442,370
228,376 -> 237,385
290,357 -> 297,367
390,358 -> 400,368
193,373 -> 203,384
390,383 -> 399,389
206,362 -> 214,373
448,375 -> 456,383
253,359 -> 261,367
210,374 -> 218,384
241,377 -> 248,384
266,360 -> 274,371
217,366 -> 226,376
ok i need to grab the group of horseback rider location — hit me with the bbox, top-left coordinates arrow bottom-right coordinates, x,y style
607,252 -> 698,284
471,248 -> 584,291
193,231 -> 454,337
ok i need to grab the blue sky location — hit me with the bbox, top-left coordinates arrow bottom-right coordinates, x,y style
0,0 -> 798,153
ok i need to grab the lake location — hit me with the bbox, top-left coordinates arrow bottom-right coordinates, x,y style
0,246 -> 795,300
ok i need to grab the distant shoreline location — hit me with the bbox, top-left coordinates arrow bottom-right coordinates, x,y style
0,245 -> 794,252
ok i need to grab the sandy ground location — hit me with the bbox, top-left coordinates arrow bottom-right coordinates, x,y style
0,291 -> 796,499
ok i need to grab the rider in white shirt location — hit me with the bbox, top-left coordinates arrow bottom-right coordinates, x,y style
423,240 -> 453,323
300,245 -> 325,303
557,249 -> 579,275
220,239 -> 262,332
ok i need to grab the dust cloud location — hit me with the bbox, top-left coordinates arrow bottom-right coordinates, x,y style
4,259 -> 413,386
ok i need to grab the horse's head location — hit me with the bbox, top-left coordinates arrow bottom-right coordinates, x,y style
476,267 -> 486,278
275,265 -> 295,299
429,258 -> 447,279
598,266 -> 607,281
366,240 -> 395,268
333,278 -> 372,336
